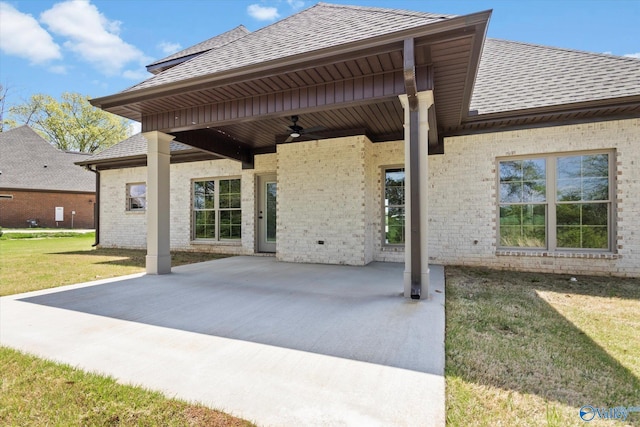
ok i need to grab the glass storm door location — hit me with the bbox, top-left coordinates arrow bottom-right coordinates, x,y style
258,175 -> 276,253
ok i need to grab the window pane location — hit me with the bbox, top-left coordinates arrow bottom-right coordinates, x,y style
385,169 -> 404,205
556,203 -> 608,249
557,154 -> 609,201
129,184 -> 146,198
385,206 -> 405,244
219,209 -> 241,240
129,197 -> 146,210
499,204 -> 546,247
499,159 -> 546,203
194,211 -> 215,239
266,182 -> 277,242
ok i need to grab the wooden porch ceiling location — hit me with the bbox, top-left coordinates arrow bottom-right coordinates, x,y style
93,12 -> 490,166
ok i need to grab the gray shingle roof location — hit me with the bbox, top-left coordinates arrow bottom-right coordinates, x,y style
0,126 -> 95,192
79,133 -> 199,164
125,3 -> 453,92
471,38 -> 640,115
147,25 -> 250,69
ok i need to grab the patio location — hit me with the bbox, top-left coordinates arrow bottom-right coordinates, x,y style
0,256 -> 445,426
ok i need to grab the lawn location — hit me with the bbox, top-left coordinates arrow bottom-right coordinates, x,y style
0,232 -> 228,296
445,267 -> 640,426
0,234 -> 251,426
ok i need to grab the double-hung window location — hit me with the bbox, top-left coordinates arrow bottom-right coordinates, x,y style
193,178 -> 241,241
498,152 -> 612,251
126,183 -> 146,211
384,168 -> 405,245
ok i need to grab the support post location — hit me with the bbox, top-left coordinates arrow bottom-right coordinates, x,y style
144,131 -> 174,274
399,91 -> 434,299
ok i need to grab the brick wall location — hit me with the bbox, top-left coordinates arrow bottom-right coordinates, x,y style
99,155 -> 276,253
429,118 -> 640,277
277,137 -> 369,265
0,189 -> 95,229
97,119 -> 639,277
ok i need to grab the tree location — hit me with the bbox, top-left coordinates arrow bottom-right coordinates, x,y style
8,92 -> 130,153
0,84 -> 17,132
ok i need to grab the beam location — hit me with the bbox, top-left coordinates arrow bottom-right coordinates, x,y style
171,129 -> 255,169
403,38 -> 418,111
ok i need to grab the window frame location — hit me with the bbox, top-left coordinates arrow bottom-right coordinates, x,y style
125,183 -> 146,212
191,177 -> 242,242
497,150 -> 615,253
382,166 -> 406,247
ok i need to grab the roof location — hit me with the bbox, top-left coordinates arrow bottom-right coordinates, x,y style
76,133 -> 219,168
0,126 -> 95,193
471,39 -> 640,115
125,3 -> 454,92
146,25 -> 250,74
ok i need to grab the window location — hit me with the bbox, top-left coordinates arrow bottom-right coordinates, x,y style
498,152 -> 612,251
193,178 -> 241,240
126,183 -> 146,211
384,168 -> 405,245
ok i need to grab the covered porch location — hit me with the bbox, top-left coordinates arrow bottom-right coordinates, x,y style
90,7 -> 490,298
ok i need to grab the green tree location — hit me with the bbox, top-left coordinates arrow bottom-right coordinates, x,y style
8,92 -> 129,153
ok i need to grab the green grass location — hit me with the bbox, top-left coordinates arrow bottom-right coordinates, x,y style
445,267 -> 640,426
0,233 -> 229,296
0,347 -> 253,426
0,235 -> 250,426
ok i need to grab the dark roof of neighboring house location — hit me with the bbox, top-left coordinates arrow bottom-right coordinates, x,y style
76,133 -> 220,168
472,39 -> 640,115
146,25 -> 250,74
126,3 -> 454,92
0,126 -> 95,193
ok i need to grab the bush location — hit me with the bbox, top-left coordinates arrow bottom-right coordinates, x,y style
0,227 -> 3,237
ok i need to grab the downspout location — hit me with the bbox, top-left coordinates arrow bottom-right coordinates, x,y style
86,166 -> 100,247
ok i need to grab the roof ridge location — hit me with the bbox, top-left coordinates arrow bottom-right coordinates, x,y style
487,37 -> 640,63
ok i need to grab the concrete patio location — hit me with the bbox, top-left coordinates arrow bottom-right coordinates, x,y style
0,256 -> 445,426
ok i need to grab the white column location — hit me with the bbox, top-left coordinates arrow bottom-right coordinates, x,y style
399,91 -> 434,298
143,131 -> 174,275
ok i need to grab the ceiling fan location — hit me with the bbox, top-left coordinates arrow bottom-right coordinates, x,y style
280,115 -> 326,143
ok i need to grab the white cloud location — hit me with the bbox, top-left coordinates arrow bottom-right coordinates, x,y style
624,52 -> 640,59
40,0 -> 145,76
247,4 -> 280,21
158,41 -> 182,55
0,2 -> 62,63
287,0 -> 305,9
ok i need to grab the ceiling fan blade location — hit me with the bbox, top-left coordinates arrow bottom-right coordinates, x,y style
284,135 -> 294,143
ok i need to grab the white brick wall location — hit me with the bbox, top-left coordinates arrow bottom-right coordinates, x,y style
99,154 -> 276,255
99,119 -> 639,277
276,137 -> 369,265
429,118 -> 640,277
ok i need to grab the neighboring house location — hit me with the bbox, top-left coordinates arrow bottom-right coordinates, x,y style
0,126 -> 96,229
82,3 -> 640,293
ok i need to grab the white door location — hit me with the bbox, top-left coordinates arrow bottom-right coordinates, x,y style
257,175 -> 277,253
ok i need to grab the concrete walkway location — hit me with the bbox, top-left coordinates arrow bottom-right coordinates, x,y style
0,256 -> 445,426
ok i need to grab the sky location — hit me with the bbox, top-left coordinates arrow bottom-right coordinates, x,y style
1,0 -> 639,128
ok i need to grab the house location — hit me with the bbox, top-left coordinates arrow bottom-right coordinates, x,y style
81,3 -> 640,296
0,126 -> 96,229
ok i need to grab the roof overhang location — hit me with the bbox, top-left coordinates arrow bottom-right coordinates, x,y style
90,10 -> 491,161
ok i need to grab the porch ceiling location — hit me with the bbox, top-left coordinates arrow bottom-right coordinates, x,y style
92,11 -> 490,161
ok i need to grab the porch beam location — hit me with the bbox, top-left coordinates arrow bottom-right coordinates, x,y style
170,129 -> 255,169
141,69 -> 413,132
